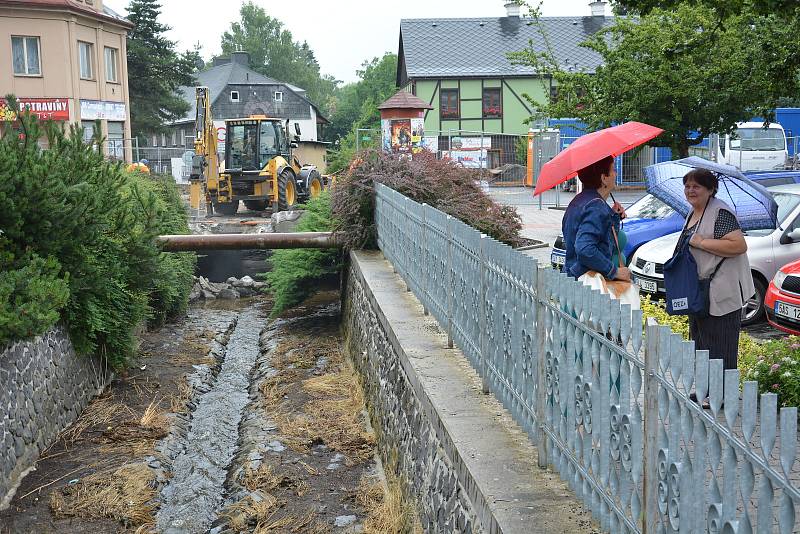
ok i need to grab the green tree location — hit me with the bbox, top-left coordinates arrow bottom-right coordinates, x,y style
613,0 -> 798,17
126,0 -> 197,136
220,2 -> 338,113
326,53 -> 397,173
511,3 -> 800,156
328,53 -> 398,141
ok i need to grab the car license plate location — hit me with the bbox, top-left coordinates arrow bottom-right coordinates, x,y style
635,277 -> 657,293
551,253 -> 565,266
776,301 -> 800,321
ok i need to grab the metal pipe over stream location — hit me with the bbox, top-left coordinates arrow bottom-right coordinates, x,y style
156,232 -> 342,251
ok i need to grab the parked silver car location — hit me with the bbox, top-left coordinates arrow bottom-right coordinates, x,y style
629,183 -> 800,325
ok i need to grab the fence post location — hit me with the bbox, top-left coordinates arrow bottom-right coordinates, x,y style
134,137 -> 140,163
479,235 -> 489,394
642,318 -> 660,533
422,204 -> 429,316
446,215 -> 454,349
534,264 -> 548,468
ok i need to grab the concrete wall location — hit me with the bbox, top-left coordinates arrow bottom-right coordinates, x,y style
343,251 -> 594,533
0,325 -> 109,509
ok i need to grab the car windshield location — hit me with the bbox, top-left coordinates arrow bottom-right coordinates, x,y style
734,128 -> 785,151
625,194 -> 676,219
227,122 -> 259,170
747,192 -> 800,236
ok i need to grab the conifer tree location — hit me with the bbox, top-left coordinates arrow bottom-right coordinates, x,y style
126,0 -> 197,136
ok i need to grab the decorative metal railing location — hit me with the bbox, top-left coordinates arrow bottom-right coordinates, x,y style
374,183 -> 800,533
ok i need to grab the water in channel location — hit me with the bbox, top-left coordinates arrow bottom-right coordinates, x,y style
156,306 -> 263,533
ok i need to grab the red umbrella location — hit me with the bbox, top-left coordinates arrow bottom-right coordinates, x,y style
534,122 -> 664,196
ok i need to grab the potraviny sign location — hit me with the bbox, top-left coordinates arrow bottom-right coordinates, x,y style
0,97 -> 70,121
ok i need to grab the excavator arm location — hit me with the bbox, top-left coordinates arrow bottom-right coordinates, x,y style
189,87 -> 220,210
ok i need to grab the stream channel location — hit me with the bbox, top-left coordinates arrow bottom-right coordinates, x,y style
156,306 -> 263,533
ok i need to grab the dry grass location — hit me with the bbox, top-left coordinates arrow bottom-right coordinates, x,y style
49,463 -> 156,529
262,332 -> 375,462
139,398 -> 168,429
358,473 -> 422,534
221,492 -> 279,532
59,395 -> 132,444
169,376 -> 192,413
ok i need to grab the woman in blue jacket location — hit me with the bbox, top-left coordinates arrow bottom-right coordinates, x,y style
562,156 -> 630,283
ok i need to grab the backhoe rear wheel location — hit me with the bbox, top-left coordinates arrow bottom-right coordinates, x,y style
213,200 -> 239,216
278,170 -> 298,211
309,175 -> 323,198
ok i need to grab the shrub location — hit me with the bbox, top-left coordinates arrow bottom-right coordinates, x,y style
265,191 -> 340,316
741,337 -> 800,407
331,149 -> 523,250
639,295 -> 765,380
0,243 -> 69,341
0,100 -> 193,366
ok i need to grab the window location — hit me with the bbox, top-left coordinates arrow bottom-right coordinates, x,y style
482,88 -> 502,118
274,91 -> 283,102
161,132 -> 167,146
179,128 -> 185,146
11,36 -> 41,75
440,88 -> 459,119
152,134 -> 158,147
81,121 -> 96,144
104,47 -> 118,82
230,91 -> 240,102
171,129 -> 177,146
78,41 -> 94,79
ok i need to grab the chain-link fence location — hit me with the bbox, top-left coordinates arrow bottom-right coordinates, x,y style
104,138 -> 195,182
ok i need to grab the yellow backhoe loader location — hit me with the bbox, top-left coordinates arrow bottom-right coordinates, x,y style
189,87 -> 325,216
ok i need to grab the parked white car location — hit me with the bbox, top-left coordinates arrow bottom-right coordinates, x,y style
630,184 -> 800,325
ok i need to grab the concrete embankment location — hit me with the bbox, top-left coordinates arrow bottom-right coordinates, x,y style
343,250 -> 600,534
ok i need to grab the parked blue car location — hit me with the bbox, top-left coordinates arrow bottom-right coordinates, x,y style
549,170 -> 800,270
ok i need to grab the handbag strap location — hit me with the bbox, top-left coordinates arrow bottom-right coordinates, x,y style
611,226 -> 624,268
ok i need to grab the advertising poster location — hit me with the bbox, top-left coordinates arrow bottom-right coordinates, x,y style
381,119 -> 392,153
410,118 -> 425,153
390,119 -> 412,153
441,149 -> 489,168
421,136 -> 439,153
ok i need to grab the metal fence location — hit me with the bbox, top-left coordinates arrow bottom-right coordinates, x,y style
375,183 -> 800,533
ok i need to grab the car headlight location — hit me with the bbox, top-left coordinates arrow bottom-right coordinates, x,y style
774,270 -> 788,289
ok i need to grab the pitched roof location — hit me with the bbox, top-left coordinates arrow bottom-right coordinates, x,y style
378,90 -> 434,110
0,0 -> 134,28
398,16 -> 613,83
175,60 -> 326,124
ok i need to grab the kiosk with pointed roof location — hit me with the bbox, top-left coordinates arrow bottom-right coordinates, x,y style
378,90 -> 433,158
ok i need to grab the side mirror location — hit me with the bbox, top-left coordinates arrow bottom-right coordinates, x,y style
788,228 -> 800,242
290,141 -> 298,149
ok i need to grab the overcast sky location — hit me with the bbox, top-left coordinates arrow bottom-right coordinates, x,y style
105,0 -> 602,84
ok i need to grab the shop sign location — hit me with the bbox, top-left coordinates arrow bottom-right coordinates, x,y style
0,97 -> 70,121
80,100 -> 127,121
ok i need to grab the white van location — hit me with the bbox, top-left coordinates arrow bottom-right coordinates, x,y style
709,121 -> 788,171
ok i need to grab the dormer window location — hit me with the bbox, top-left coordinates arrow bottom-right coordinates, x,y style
274,91 -> 283,102
230,91 -> 240,103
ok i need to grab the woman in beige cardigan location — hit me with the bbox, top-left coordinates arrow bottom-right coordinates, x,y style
677,168 -> 755,370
